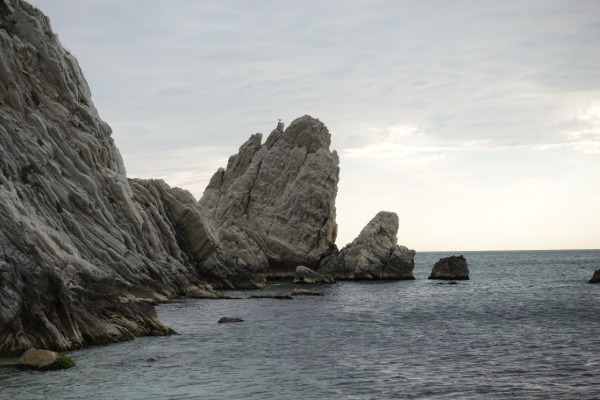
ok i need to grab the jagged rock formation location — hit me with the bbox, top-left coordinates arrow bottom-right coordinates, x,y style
0,0 -> 416,356
428,255 -> 469,280
200,116 -> 339,278
589,269 -> 600,283
0,0 -> 222,355
318,212 -> 415,280
293,265 -> 334,284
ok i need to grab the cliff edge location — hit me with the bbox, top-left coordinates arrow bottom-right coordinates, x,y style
0,0 -> 221,355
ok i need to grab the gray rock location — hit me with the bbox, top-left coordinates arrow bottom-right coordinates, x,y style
292,288 -> 324,296
200,115 -> 339,278
318,212 -> 415,280
429,255 -> 469,280
16,348 -> 75,371
217,317 -> 244,324
293,265 -> 334,284
589,269 -> 600,283
0,2 -> 220,355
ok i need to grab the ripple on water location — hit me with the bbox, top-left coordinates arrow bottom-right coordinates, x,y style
1,250 -> 600,399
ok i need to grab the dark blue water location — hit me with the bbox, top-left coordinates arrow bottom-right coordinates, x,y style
2,250 -> 600,399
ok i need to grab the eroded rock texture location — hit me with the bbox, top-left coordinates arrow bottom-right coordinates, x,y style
0,0 -> 220,355
200,117 -> 339,279
318,212 -> 415,280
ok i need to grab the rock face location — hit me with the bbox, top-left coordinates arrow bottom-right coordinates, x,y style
293,265 -> 334,284
200,117 -> 339,279
589,269 -> 600,283
0,0 -> 223,355
318,212 -> 415,280
0,0 -> 416,356
16,347 -> 75,371
429,255 -> 469,280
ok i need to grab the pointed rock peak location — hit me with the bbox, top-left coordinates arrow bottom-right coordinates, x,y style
356,211 -> 399,245
283,115 -> 331,152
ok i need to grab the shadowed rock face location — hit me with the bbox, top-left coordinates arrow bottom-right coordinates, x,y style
0,1 -> 220,355
428,255 -> 469,280
318,211 -> 415,280
589,269 -> 600,283
200,117 -> 339,279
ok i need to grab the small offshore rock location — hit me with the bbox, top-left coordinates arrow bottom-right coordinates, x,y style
217,317 -> 244,324
16,348 -> 75,371
589,269 -> 600,283
429,255 -> 469,280
293,266 -> 334,284
292,288 -> 324,296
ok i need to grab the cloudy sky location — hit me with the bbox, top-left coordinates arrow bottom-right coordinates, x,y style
31,0 -> 600,251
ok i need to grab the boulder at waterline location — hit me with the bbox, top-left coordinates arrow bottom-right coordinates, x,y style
589,269 -> 600,283
16,348 -> 75,371
293,265 -> 334,284
429,255 -> 469,280
318,212 -> 415,280
217,317 -> 244,324
292,288 -> 324,296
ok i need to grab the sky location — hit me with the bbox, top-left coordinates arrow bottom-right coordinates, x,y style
29,0 -> 600,251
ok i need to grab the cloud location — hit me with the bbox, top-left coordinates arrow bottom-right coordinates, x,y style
28,0 -> 600,250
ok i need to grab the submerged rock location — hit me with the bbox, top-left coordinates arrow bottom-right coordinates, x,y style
200,116 -> 339,278
318,212 -> 415,280
293,265 -> 334,284
249,293 -> 293,300
217,317 -> 244,324
429,255 -> 469,280
16,348 -> 75,371
292,288 -> 324,296
589,269 -> 600,283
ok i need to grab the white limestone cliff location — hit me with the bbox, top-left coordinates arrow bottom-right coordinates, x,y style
200,117 -> 339,279
0,0 -> 221,355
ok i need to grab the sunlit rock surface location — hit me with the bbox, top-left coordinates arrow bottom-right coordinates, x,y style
200,116 -> 339,279
318,212 -> 415,280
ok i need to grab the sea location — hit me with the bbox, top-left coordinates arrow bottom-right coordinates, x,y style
1,250 -> 599,399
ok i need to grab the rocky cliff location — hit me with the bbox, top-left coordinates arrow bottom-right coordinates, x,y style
0,0 -> 222,355
0,0 -> 416,355
200,117 -> 339,279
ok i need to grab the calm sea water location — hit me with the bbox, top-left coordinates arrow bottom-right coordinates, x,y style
2,250 -> 599,399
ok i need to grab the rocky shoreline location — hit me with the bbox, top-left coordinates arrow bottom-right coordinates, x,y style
0,0 -> 417,356
1,1 -> 596,362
